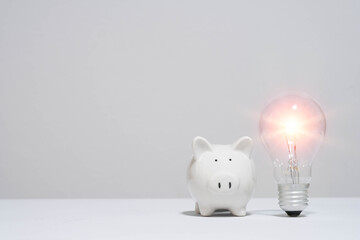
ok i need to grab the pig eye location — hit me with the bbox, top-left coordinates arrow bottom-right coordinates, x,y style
229,158 -> 232,161
214,159 -> 218,162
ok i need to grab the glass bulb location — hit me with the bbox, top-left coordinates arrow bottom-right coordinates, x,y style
259,93 -> 326,216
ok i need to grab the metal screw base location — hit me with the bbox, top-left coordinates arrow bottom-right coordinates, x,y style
278,183 -> 309,216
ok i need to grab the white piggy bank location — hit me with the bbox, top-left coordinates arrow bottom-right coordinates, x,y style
187,136 -> 256,216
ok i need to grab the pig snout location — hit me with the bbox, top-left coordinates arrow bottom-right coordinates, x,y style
208,173 -> 239,194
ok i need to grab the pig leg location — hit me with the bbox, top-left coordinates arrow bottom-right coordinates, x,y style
198,204 -> 215,216
230,207 -> 246,217
195,202 -> 200,214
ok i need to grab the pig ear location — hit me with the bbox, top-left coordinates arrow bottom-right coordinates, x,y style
192,136 -> 213,160
232,136 -> 253,157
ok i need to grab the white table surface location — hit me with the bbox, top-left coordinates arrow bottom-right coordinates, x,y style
0,198 -> 359,240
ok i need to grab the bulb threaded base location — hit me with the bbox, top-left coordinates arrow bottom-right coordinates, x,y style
278,183 -> 309,217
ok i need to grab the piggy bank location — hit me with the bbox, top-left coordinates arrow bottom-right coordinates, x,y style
187,136 -> 256,216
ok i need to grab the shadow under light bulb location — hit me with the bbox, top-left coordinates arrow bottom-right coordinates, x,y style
259,94 -> 326,217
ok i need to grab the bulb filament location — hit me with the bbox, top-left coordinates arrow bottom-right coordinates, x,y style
286,134 -> 299,184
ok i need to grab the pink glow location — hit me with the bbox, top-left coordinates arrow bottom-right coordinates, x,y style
259,94 -> 326,165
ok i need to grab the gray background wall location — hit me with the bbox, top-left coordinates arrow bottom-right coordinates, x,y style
0,0 -> 359,198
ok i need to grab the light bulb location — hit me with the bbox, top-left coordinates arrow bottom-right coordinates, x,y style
259,93 -> 326,217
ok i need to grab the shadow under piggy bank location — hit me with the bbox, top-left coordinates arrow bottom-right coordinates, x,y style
181,209 -> 249,217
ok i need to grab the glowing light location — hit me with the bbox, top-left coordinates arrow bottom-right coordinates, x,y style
259,94 -> 326,216
284,118 -> 300,135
